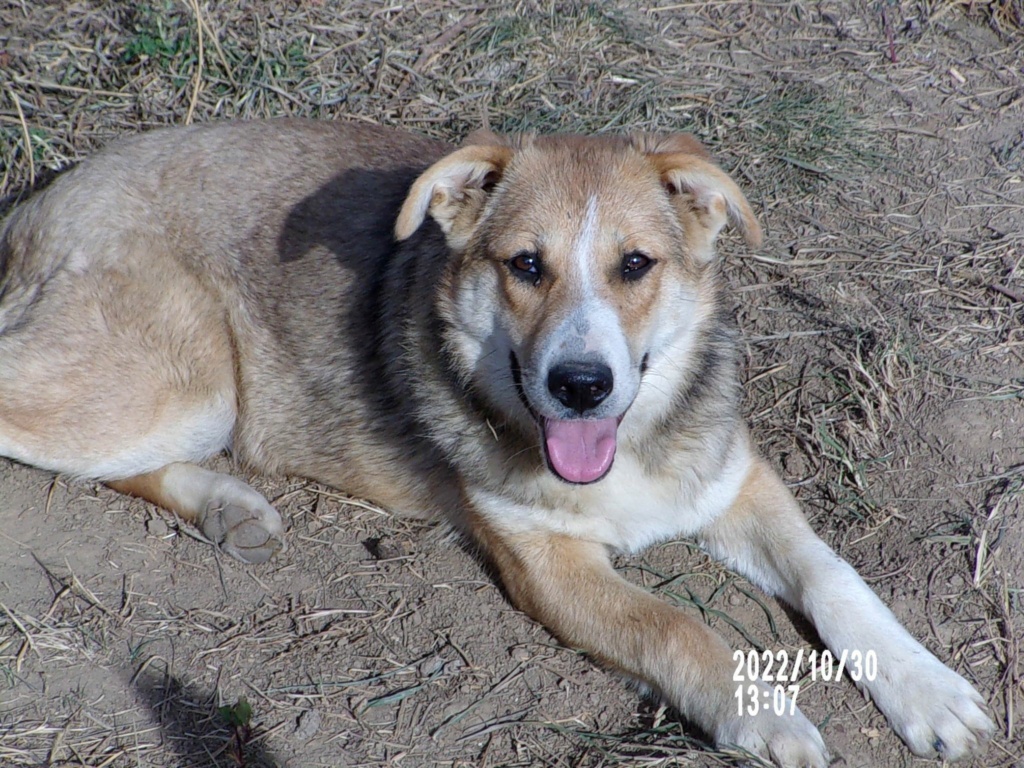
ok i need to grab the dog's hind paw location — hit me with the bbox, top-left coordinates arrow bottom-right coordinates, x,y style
199,488 -> 286,564
718,700 -> 829,768
878,655 -> 994,761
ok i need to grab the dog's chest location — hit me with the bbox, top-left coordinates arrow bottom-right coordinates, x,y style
477,444 -> 750,552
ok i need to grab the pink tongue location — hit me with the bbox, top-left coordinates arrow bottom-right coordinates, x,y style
543,417 -> 618,484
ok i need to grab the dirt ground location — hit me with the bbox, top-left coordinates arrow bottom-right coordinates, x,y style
1,2 -> 1022,766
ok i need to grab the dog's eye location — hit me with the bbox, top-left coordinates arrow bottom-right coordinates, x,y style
622,251 -> 654,281
507,251 -> 542,284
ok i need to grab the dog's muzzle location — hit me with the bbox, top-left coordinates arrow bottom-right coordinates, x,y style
512,352 -> 620,485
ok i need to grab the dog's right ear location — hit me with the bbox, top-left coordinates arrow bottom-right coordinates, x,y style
395,143 -> 512,247
648,151 -> 763,254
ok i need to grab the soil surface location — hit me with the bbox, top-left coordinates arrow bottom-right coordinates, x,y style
1,2 -> 1022,767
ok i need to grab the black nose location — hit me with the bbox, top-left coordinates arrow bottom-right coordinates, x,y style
547,362 -> 614,414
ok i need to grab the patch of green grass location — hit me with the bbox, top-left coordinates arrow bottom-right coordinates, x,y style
479,15 -> 534,51
219,697 -> 254,767
815,419 -> 875,517
722,82 -> 885,191
0,126 -> 46,165
27,128 -> 50,164
263,40 -> 310,80
122,3 -> 190,66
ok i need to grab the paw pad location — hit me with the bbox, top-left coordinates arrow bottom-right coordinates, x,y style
201,502 -> 285,564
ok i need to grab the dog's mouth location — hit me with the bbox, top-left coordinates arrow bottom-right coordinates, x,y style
541,416 -> 618,484
510,352 -> 620,485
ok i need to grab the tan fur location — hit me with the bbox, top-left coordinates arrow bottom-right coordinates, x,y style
0,119 -> 993,767
0,256 -> 235,479
108,469 -> 186,518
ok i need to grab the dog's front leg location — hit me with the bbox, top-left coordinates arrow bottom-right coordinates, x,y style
697,456 -> 995,761
469,509 -> 829,768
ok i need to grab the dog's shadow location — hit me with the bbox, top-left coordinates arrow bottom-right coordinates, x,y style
132,665 -> 282,768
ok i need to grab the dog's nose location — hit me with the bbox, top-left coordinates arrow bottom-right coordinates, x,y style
547,362 -> 614,414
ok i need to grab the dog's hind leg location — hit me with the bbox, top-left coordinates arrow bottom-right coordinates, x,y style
109,465 -> 284,564
0,261 -> 284,564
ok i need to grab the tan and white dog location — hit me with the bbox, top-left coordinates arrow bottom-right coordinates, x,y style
0,120 -> 994,766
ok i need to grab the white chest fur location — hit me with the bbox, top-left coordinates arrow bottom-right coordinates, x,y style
473,437 -> 752,553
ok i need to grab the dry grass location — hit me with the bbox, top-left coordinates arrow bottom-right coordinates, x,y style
1,1 -> 1022,766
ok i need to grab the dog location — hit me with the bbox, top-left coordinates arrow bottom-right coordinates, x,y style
0,119 -> 994,766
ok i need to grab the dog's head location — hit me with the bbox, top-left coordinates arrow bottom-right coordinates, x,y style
395,131 -> 760,485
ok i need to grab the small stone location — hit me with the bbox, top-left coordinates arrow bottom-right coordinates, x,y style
419,655 -> 445,677
146,517 -> 169,536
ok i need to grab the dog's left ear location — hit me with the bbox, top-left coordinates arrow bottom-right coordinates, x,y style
395,142 -> 512,247
637,135 -> 763,254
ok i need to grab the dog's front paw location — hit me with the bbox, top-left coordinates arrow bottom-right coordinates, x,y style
717,692 -> 829,768
872,653 -> 994,761
199,482 -> 286,564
